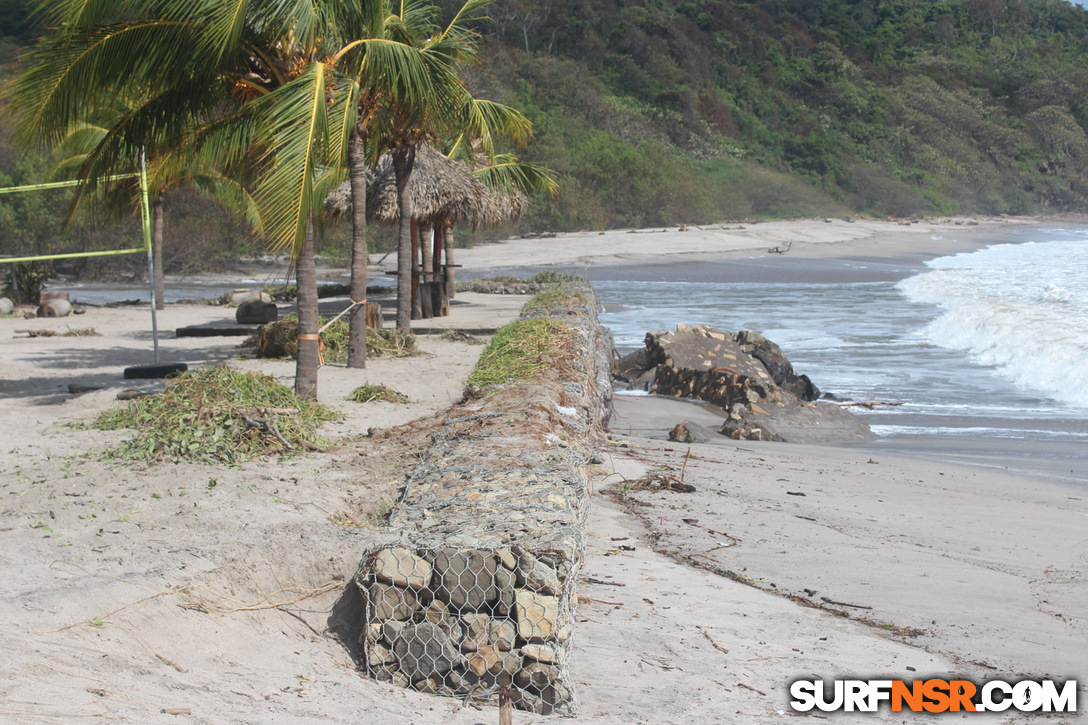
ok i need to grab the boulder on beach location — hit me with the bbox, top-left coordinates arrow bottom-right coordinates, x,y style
0,297 -> 13,315
619,324 -> 871,445
236,300 -> 278,324
36,299 -> 72,318
230,289 -> 272,305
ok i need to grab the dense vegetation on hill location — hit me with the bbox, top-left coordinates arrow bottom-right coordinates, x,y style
3,0 -> 1088,277
462,0 -> 1088,229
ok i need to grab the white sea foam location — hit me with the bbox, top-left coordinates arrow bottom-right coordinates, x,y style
897,236 -> 1088,408
869,424 -> 1084,440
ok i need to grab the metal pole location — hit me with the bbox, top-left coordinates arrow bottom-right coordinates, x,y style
139,150 -> 160,364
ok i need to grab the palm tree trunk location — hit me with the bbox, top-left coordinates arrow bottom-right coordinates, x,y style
153,193 -> 165,311
392,146 -> 415,331
295,218 -> 320,398
347,129 -> 369,368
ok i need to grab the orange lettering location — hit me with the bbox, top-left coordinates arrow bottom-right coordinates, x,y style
948,680 -> 977,712
922,679 -> 950,713
892,680 -> 924,712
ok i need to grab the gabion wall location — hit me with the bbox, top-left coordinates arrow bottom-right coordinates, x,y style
354,283 -> 613,715
359,544 -> 579,713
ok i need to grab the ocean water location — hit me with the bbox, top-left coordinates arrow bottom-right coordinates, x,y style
49,278 -> 269,305
586,225 -> 1088,469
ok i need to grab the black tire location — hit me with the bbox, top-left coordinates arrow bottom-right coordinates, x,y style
123,363 -> 188,379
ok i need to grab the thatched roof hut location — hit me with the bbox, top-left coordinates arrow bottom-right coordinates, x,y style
325,144 -> 527,229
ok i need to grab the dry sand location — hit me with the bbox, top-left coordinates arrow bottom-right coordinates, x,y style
1,218 -> 1084,724
455,216 -> 1034,272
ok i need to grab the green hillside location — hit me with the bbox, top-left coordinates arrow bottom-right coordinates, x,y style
457,0 -> 1088,229
3,0 -> 1088,266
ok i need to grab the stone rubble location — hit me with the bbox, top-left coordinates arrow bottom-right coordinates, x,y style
619,324 -> 872,444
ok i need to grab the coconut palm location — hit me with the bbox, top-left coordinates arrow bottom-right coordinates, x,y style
4,0 -> 445,397
330,0 -> 485,367
51,110 -> 261,311
375,87 -> 538,328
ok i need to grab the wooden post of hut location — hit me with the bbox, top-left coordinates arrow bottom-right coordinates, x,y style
432,221 -> 448,316
418,224 -> 434,319
445,224 -> 456,300
410,218 -> 423,319
420,224 -> 433,283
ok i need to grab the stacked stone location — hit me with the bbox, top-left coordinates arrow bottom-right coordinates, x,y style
654,365 -> 778,418
354,281 -> 612,715
625,324 -> 870,444
456,279 -> 551,295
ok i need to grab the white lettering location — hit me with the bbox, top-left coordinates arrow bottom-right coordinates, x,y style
982,681 -> 1013,712
1040,680 -> 1077,713
790,681 -> 816,712
1013,680 -> 1043,712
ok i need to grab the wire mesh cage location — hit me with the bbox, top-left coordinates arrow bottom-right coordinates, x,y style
358,544 -> 580,715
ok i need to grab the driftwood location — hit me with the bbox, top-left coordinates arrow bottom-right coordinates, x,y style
737,682 -> 767,696
820,596 -> 872,610
577,596 -> 624,606
767,241 -> 792,254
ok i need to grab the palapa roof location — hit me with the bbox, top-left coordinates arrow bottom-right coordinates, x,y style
325,144 -> 527,229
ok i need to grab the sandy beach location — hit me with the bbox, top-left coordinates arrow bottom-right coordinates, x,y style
1,217 -> 1084,723
455,215 -> 1038,272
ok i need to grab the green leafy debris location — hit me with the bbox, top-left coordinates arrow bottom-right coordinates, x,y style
522,286 -> 587,311
346,383 -> 410,404
247,315 -> 417,363
93,366 -> 338,463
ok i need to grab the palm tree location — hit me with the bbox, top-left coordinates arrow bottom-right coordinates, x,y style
51,110 -> 261,311
377,92 -> 537,329
330,0 -> 470,367
335,0 -> 495,336
3,0 -> 436,397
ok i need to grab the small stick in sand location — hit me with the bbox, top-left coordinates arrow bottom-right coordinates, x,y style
680,446 -> 692,482
499,686 -> 513,725
820,596 -> 872,610
696,625 -> 729,655
577,595 -> 624,606
737,682 -> 767,696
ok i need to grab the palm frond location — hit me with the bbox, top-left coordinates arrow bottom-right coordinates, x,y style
327,76 -> 361,169
452,95 -> 533,158
436,0 -> 491,42
205,0 -> 250,59
5,21 -> 210,148
475,154 -> 559,198
250,60 -> 331,256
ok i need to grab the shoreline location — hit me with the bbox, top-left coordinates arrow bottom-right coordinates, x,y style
2,218 -> 1086,721
457,215 -> 1039,272
42,214 -> 1052,302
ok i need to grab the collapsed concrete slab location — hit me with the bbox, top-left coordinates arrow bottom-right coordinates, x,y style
621,324 -> 871,444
